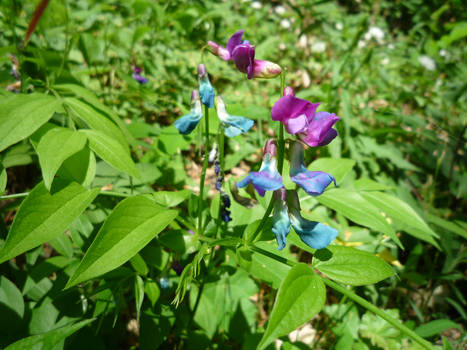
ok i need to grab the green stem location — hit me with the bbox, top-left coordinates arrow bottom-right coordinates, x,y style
322,279 -> 434,349
247,71 -> 286,242
197,105 -> 210,232
213,128 -> 225,238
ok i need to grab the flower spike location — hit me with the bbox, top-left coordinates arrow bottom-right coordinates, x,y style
287,190 -> 338,249
289,141 -> 336,196
215,96 -> 254,137
174,90 -> 203,135
237,139 -> 283,196
198,64 -> 215,108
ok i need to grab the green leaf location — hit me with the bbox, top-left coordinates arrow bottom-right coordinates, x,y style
313,246 -> 394,285
37,127 -> 87,190
64,97 -> 128,148
353,178 -> 393,191
426,214 -> 467,240
0,166 -> 6,194
415,319 -> 461,338
0,93 -> 60,152
135,275 -> 145,322
144,280 -> 160,307
81,129 -> 139,178
5,319 -> 94,350
66,196 -> 177,287
316,188 -> 402,248
153,190 -> 191,207
360,310 -> 401,349
258,263 -> 326,350
0,182 -> 99,263
309,158 -> 356,184
361,192 -> 439,247
0,276 -> 24,331
56,146 -> 96,187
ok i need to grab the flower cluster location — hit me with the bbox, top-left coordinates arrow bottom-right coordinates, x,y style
174,64 -> 254,137
271,87 -> 339,147
208,30 -> 282,79
132,65 -> 148,84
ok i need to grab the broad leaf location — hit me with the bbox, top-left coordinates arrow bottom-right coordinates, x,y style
5,319 -> 94,350
64,97 -> 128,148
0,93 -> 60,152
66,196 -> 177,287
258,263 -> 326,349
313,246 -> 394,285
0,276 -> 24,331
81,129 -> 139,178
153,190 -> 191,207
316,188 -> 402,248
37,127 -> 87,190
361,191 -> 439,247
415,319 -> 461,338
0,182 -> 99,263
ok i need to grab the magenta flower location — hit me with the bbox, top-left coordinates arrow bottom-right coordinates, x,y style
207,30 -> 282,79
271,87 -> 339,147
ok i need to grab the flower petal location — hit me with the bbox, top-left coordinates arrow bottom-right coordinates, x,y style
174,112 -> 203,135
250,59 -> 282,79
272,189 -> 291,250
132,73 -> 148,84
301,112 -> 339,147
291,169 -> 337,196
271,95 -> 319,134
224,115 -> 254,133
207,41 -> 231,60
232,44 -> 255,74
199,78 -> 215,108
227,29 -> 245,55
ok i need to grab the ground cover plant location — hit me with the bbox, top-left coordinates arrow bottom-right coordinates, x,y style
0,0 -> 466,349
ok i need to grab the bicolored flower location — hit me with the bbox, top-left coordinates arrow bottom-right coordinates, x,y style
174,90 -> 203,135
215,96 -> 254,137
271,87 -> 339,147
237,139 -> 283,196
207,29 -> 282,79
132,65 -> 148,84
198,64 -> 215,108
272,189 -> 291,250
287,190 -> 338,249
271,189 -> 338,250
289,141 -> 336,196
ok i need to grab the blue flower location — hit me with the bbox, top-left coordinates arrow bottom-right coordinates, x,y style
174,90 -> 203,135
132,65 -> 149,84
287,190 -> 338,249
289,141 -> 336,196
215,96 -> 254,137
271,189 -> 338,250
237,140 -> 283,196
198,64 -> 215,108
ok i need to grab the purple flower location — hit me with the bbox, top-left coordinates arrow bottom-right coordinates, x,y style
271,87 -> 339,147
237,139 -> 283,196
289,141 -> 336,196
132,65 -> 149,84
208,30 -> 281,79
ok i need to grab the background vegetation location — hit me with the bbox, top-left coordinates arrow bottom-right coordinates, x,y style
0,0 -> 465,349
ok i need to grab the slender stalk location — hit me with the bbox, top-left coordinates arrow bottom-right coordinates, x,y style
322,278 -> 435,350
197,105 -> 210,232
247,71 -> 286,242
0,192 -> 28,200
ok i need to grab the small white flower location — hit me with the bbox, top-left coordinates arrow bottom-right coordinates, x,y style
387,43 -> 395,50
204,22 -> 210,30
418,55 -> 436,71
335,22 -> 343,30
251,1 -> 262,9
275,5 -> 286,15
280,19 -> 291,29
311,41 -> 326,53
439,49 -> 447,57
297,34 -> 307,49
381,57 -> 390,65
279,43 -> 286,51
358,40 -> 366,48
368,26 -> 385,43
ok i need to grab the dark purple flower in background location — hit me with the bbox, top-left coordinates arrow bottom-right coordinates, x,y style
208,30 -> 282,79
132,65 -> 149,84
271,87 -> 339,147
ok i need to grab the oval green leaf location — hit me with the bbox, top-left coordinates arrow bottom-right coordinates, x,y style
0,93 -> 60,152
37,128 -> 87,190
66,196 -> 177,288
258,263 -> 326,350
81,129 -> 139,178
316,188 -> 402,248
0,182 -> 99,263
5,319 -> 94,350
313,246 -> 395,285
